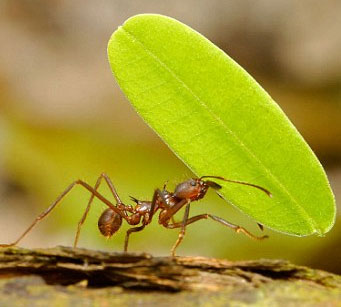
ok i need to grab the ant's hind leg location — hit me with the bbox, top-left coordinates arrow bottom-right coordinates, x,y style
0,179 -> 123,248
73,173 -> 124,248
124,225 -> 145,252
0,181 -> 77,248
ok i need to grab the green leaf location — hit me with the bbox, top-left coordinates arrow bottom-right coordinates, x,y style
107,14 -> 336,236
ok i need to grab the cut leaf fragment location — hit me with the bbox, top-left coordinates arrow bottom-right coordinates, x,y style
107,14 -> 336,236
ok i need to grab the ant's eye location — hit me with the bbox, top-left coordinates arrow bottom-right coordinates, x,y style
190,180 -> 196,186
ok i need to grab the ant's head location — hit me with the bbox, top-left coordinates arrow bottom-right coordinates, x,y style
174,176 -> 271,202
174,178 -> 221,201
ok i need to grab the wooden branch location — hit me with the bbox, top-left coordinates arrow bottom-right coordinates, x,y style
0,246 -> 340,305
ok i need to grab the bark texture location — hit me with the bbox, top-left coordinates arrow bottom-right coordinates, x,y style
0,246 -> 340,306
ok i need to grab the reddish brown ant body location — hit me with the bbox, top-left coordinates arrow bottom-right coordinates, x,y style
0,174 -> 271,256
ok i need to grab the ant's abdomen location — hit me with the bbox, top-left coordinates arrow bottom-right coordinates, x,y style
98,208 -> 122,237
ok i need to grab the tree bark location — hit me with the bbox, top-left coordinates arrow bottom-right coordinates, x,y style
0,246 -> 340,306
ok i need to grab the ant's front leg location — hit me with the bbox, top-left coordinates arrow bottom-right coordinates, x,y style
161,181 -> 175,225
208,215 -> 268,240
161,182 -> 175,226
170,202 -> 190,257
158,199 -> 191,257
165,214 -> 268,241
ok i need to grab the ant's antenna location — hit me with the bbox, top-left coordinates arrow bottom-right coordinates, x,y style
200,176 -> 272,197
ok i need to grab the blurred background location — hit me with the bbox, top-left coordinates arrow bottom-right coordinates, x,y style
0,1 -> 340,273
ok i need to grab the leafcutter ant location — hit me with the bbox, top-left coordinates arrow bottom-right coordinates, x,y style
0,174 -> 271,256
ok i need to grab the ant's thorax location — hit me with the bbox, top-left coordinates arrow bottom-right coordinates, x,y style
158,189 -> 179,208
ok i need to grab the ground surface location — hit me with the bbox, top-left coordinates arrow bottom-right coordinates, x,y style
0,246 -> 340,306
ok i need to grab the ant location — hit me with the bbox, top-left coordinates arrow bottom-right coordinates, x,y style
0,173 -> 271,256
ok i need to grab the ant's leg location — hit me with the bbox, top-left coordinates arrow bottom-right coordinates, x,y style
148,188 -> 167,221
74,176 -> 102,247
165,214 -> 208,229
159,198 -> 188,225
122,188 -> 174,252
124,225 -> 145,252
170,202 -> 190,257
149,189 -> 160,217
165,214 -> 268,240
98,173 -> 124,204
208,215 -> 268,240
74,173 -> 125,248
122,188 -> 165,252
160,180 -> 176,223
0,180 -> 126,248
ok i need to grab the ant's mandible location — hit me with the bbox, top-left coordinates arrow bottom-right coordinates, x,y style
0,174 -> 272,256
